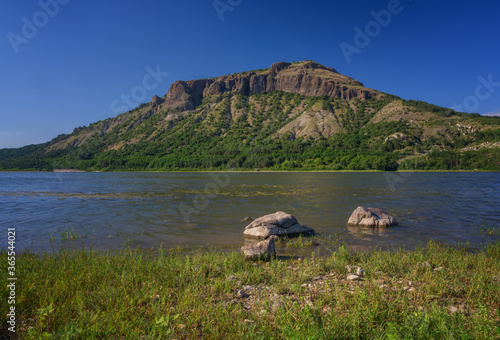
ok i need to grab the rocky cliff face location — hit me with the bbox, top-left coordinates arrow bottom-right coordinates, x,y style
163,61 -> 381,111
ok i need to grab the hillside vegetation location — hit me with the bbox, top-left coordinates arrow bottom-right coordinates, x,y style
1,61 -> 499,171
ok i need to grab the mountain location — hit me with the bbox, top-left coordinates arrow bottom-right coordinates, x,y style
1,61 -> 499,171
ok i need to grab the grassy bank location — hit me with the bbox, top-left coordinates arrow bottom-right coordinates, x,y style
2,241 -> 499,339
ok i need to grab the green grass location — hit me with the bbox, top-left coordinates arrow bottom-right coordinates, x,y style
274,233 -> 342,249
1,241 -> 499,339
480,223 -> 499,236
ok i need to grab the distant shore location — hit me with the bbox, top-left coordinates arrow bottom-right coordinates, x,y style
0,169 -> 498,173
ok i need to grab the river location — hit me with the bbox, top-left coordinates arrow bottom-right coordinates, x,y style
0,171 -> 498,253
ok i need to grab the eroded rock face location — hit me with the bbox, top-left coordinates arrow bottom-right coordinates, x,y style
347,206 -> 398,228
162,61 -> 379,111
270,61 -> 291,75
241,238 -> 276,260
243,211 -> 314,239
164,81 -> 195,111
151,95 -> 165,107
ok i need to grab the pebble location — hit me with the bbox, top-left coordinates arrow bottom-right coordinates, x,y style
346,265 -> 365,276
434,266 -> 444,272
322,306 -> 332,313
151,295 -> 160,304
236,290 -> 249,298
312,276 -> 322,281
449,306 -> 459,313
347,274 -> 359,281
272,300 -> 284,312
243,319 -> 254,324
356,267 -> 365,276
228,275 -> 236,280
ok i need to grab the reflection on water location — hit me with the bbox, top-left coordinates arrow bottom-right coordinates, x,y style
0,171 -> 498,253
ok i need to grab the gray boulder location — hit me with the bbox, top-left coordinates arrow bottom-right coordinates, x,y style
241,238 -> 276,260
348,206 -> 398,228
243,211 -> 314,239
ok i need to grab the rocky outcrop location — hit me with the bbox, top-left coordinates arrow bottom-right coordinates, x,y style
163,61 -> 380,111
347,206 -> 398,228
241,238 -> 276,260
270,61 -> 291,75
243,211 -> 314,239
164,81 -> 196,111
151,95 -> 165,108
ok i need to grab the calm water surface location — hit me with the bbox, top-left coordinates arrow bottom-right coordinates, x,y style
0,172 -> 498,253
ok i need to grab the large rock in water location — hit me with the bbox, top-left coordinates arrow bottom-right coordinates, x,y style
243,211 -> 314,239
347,206 -> 398,228
241,238 -> 276,260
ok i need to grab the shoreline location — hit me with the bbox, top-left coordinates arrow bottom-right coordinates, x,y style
0,169 -> 499,173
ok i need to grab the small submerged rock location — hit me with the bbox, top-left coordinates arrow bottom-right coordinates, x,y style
348,206 -> 398,228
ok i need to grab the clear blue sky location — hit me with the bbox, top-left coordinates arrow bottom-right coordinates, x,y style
1,0 -> 499,148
